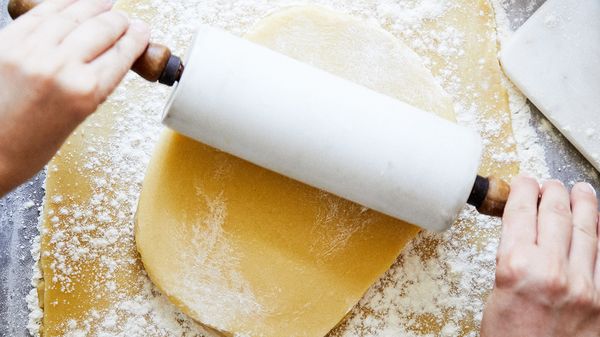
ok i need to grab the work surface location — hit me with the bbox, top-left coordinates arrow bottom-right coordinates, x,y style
0,0 -> 598,336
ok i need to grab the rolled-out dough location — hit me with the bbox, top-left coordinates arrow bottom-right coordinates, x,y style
37,1 -> 520,336
136,6 -> 455,336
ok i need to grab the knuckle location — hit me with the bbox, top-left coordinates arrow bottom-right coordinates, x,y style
506,203 -> 537,217
102,10 -> 129,30
495,253 -> 528,288
76,81 -> 99,102
512,175 -> 539,188
112,10 -> 130,23
594,295 -> 600,310
26,64 -> 60,86
546,200 -> 572,218
64,78 -> 100,117
573,195 -> 597,207
572,195 -> 599,212
543,179 -> 565,190
573,223 -> 598,241
25,10 -> 46,21
566,277 -> 596,307
21,55 -> 64,81
0,54 -> 20,72
89,13 -> 129,41
567,284 -> 595,307
91,0 -> 113,10
540,273 -> 569,300
55,13 -> 81,28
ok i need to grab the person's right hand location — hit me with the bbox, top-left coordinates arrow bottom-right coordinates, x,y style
481,176 -> 600,337
0,0 -> 149,195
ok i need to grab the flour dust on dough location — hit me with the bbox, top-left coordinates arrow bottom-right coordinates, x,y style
136,5 -> 456,337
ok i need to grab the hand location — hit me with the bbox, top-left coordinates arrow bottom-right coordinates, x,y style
481,176 -> 600,337
0,0 -> 149,195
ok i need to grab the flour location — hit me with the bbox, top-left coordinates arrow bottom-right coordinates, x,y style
26,221 -> 43,337
21,200 -> 36,210
26,0 -> 551,336
330,2 -> 549,336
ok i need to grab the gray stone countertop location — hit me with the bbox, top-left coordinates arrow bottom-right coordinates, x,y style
0,0 -> 597,336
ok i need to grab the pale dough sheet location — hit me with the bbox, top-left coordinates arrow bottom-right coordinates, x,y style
35,1 -> 519,336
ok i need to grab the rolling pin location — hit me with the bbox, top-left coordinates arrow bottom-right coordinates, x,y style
9,0 -> 510,232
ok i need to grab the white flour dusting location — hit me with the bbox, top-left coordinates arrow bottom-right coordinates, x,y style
330,2 -> 549,336
26,0 -> 551,336
27,219 -> 43,337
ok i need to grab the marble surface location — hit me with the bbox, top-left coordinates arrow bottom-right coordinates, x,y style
0,0 -> 598,336
501,0 -> 600,172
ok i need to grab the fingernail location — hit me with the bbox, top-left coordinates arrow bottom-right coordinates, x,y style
100,0 -> 113,9
114,10 -> 130,23
541,179 -> 563,188
585,183 -> 596,196
549,179 -> 564,186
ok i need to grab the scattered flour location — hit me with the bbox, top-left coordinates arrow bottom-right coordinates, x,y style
27,229 -> 43,337
21,200 -> 36,210
26,0 -> 552,337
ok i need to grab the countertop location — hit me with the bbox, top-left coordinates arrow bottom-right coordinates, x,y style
0,0 -> 598,336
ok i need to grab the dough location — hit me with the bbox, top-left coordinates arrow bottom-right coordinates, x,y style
136,6 -> 454,336
36,1 -> 519,336
161,25 -> 482,232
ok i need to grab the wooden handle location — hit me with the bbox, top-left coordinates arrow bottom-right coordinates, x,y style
7,0 -> 41,18
8,0 -> 184,86
468,175 -> 510,217
131,43 -> 184,85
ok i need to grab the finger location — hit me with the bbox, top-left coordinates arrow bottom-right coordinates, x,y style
90,19 -> 149,101
537,180 -> 573,257
23,0 -> 77,16
568,183 -> 598,278
499,175 -> 540,255
27,0 -> 112,47
594,215 -> 600,289
61,11 -> 130,62
2,0 -> 78,39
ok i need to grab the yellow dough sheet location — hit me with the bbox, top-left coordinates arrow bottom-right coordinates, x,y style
136,5 -> 453,336
34,1 -> 518,336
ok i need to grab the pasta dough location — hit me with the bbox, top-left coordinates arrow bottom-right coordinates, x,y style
36,1 -> 520,336
136,6 -> 455,336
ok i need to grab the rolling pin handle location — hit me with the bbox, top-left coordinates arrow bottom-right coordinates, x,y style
8,0 -> 183,87
131,43 -> 182,86
158,54 -> 184,86
468,175 -> 510,217
7,0 -> 40,19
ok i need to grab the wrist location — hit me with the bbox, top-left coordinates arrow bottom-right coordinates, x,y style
0,147 -> 15,198
0,161 -> 18,197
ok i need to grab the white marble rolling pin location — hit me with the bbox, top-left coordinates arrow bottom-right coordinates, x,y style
10,0 -> 509,232
163,26 -> 506,232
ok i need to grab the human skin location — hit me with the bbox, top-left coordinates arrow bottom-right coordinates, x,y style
482,176 -> 600,337
1,2 -> 600,334
0,0 -> 149,195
